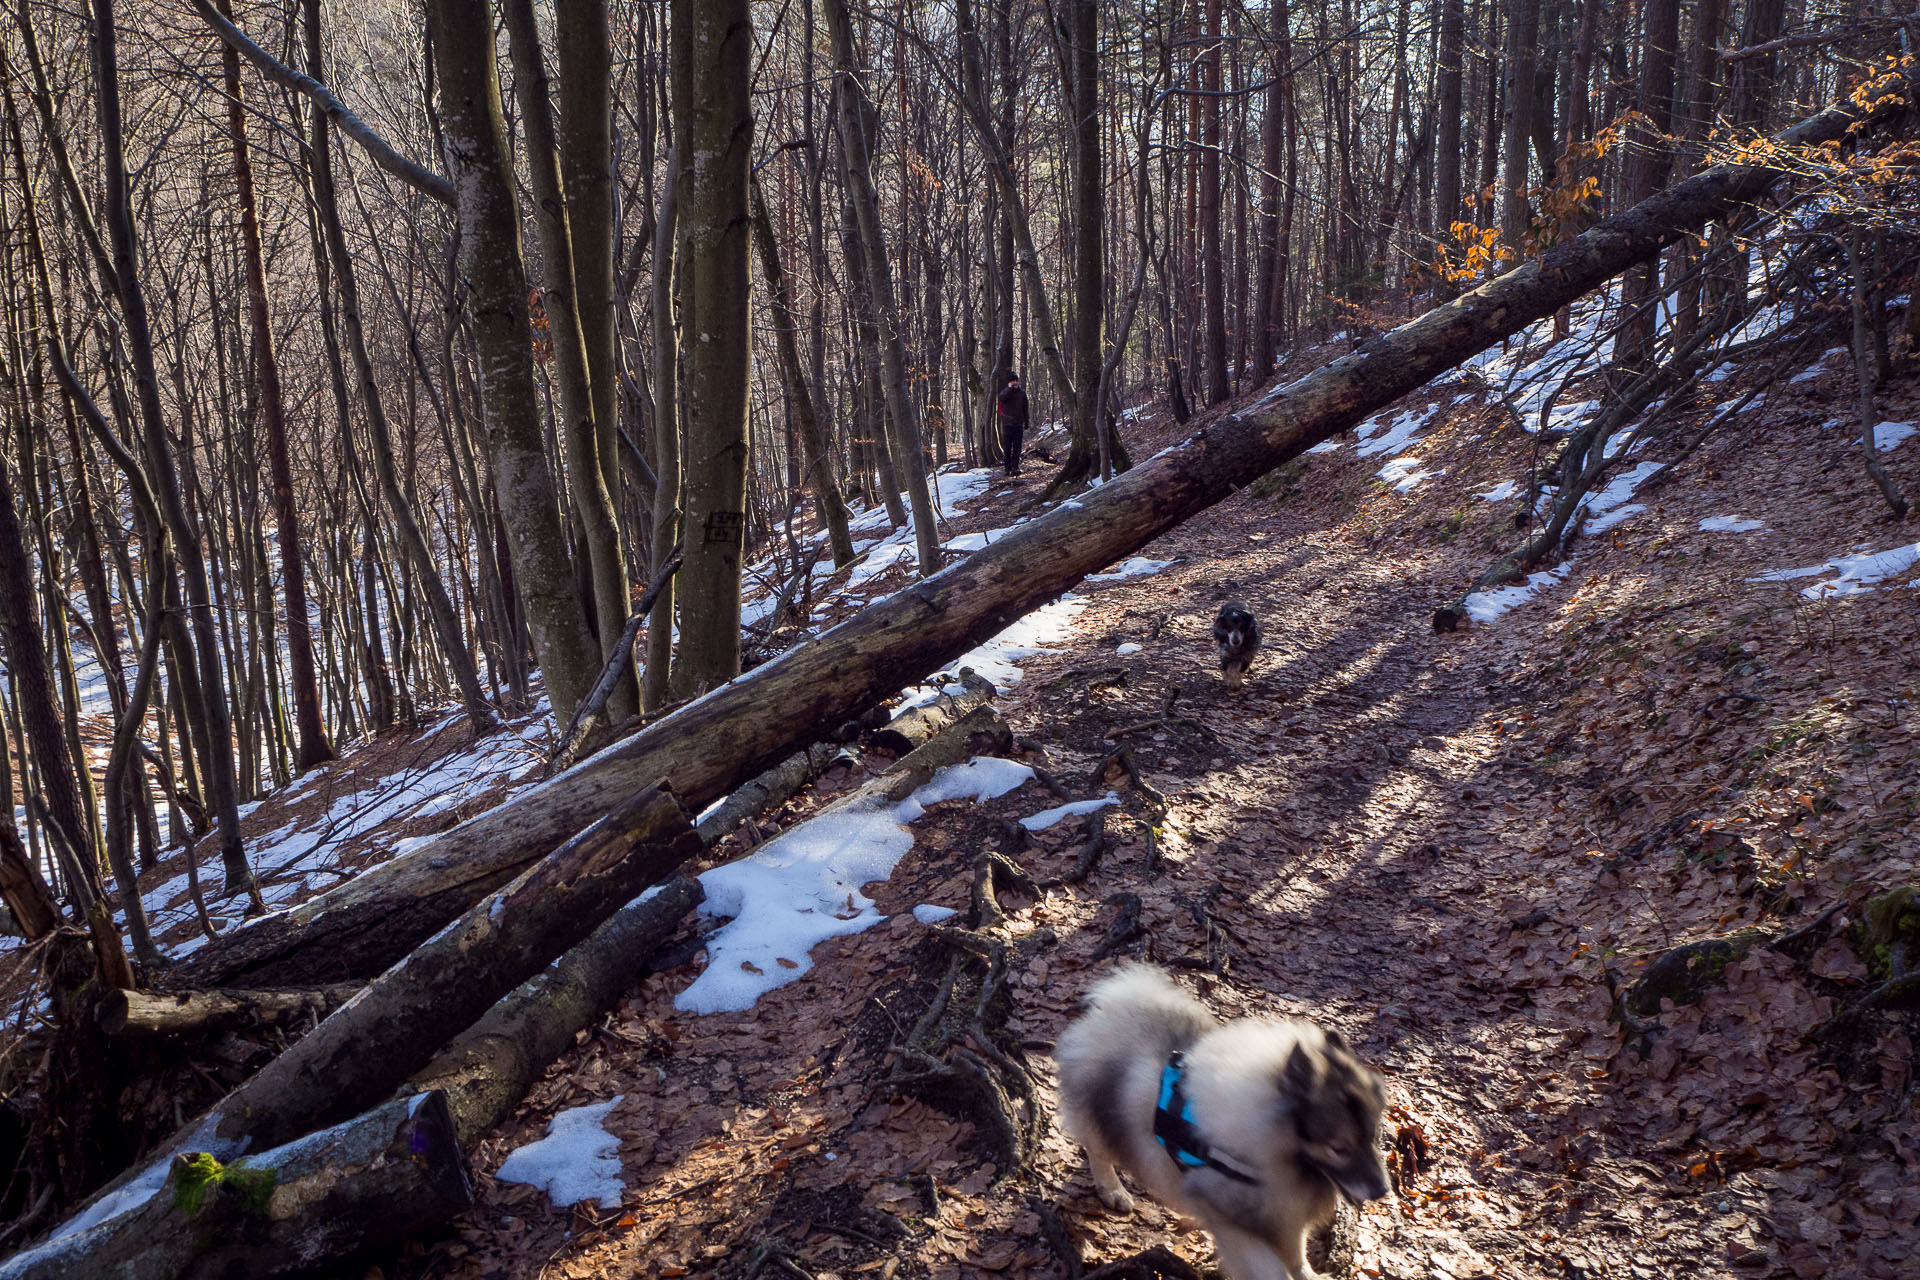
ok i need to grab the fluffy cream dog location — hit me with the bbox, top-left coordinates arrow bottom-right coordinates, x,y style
1054,964 -> 1390,1280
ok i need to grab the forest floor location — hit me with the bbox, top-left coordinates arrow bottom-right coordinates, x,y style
17,321 -> 1918,1279
399,327 -> 1918,1280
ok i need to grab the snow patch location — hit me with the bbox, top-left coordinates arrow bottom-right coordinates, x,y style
1585,503 -> 1646,534
1376,457 -> 1440,493
675,756 -> 1034,1014
1477,479 -> 1521,502
1115,642 -> 1143,656
1872,420 -> 1916,452
1020,792 -> 1120,832
912,904 -> 958,925
1751,543 -> 1920,599
1088,557 -> 1176,582
1463,564 -> 1573,623
1699,515 -> 1765,533
1354,407 -> 1432,458
949,594 -> 1088,688
495,1097 -> 626,1209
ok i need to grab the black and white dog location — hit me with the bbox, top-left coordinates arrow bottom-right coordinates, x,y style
1213,603 -> 1262,687
1055,965 -> 1390,1280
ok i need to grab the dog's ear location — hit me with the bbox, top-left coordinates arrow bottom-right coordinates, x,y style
1324,1027 -> 1349,1054
1283,1043 -> 1317,1095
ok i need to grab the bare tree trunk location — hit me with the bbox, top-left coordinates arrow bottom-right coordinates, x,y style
90,0 -> 254,903
1201,0 -> 1229,405
1050,0 -> 1122,492
500,0 -> 637,722
426,0 -> 603,727
667,0 -> 755,697
555,0 -> 628,533
301,0 -> 493,735
1613,0 -> 1678,367
0,819 -> 57,942
1848,226 -> 1909,518
645,151 -> 680,711
1670,0 -> 1725,339
1250,0 -> 1290,382
750,176 -> 856,567
216,0 -> 332,773
1502,0 -> 1540,251
823,0 -> 940,576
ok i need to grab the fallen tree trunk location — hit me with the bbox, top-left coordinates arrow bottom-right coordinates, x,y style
0,1090 -> 472,1280
695,741 -> 843,845
100,985 -> 360,1038
169,671 -> 995,989
409,873 -> 704,1142
160,76 -> 1905,999
36,787 -> 696,1250
414,701 -> 1010,1145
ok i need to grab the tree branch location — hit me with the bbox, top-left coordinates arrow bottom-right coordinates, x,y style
189,0 -> 455,206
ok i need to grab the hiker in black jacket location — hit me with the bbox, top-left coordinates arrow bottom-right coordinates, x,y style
996,373 -> 1030,477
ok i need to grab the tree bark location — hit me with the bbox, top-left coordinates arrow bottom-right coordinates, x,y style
1613,0 -> 1679,366
500,0 -> 636,722
1201,0 -> 1229,405
823,0 -> 941,577
51,787 -> 695,1247
1849,226 -> 1910,518
100,985 -> 361,1039
408,874 -> 703,1142
427,0 -> 602,728
215,0 -> 332,773
1052,0 -> 1114,490
1501,0 -> 1540,251
0,819 -> 57,943
749,176 -> 856,567
667,0 -> 755,698
1250,0 -> 1291,383
555,0 -> 629,545
0,1092 -> 472,1280
645,149 -> 681,711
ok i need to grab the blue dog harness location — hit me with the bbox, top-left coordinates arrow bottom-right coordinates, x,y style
1153,1051 -> 1261,1185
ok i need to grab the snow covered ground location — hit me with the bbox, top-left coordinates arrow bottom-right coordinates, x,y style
125,711 -> 550,957
495,1097 -> 627,1209
1751,542 -> 1920,600
675,755 -> 1037,1015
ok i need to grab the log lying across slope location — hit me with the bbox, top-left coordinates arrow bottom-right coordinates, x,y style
168,673 -> 994,988
165,75 -> 1906,997
0,788 -> 698,1277
407,702 -> 1014,1145
0,1091 -> 471,1280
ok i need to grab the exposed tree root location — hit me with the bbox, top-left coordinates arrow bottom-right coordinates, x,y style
888,925 -> 1053,1172
1091,744 -> 1169,817
1079,1244 -> 1207,1280
971,852 -> 1042,929
1091,892 -> 1145,960
1108,686 -> 1217,743
1166,884 -> 1233,974
1041,812 -> 1111,887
